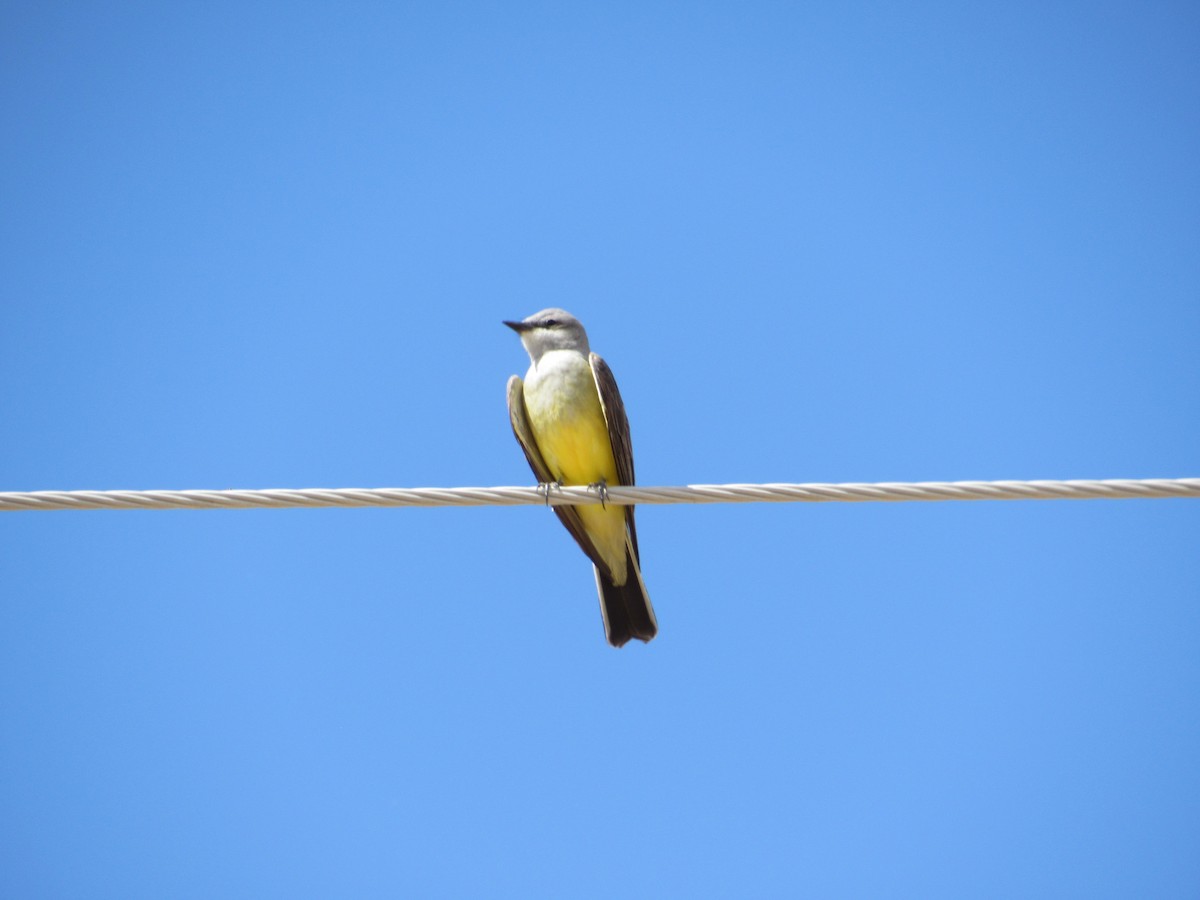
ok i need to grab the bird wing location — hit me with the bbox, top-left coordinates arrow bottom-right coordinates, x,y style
589,353 -> 640,561
506,374 -> 617,579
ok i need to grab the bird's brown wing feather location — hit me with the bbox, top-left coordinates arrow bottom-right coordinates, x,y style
588,353 -> 639,561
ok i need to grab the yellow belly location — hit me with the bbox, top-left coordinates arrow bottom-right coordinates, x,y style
523,355 -> 628,583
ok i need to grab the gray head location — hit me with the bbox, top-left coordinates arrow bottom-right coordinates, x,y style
503,308 -> 591,361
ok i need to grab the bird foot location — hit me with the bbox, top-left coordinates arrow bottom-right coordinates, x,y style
587,478 -> 609,509
536,480 -> 562,506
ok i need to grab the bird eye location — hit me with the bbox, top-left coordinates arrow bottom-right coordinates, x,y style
543,319 -> 560,327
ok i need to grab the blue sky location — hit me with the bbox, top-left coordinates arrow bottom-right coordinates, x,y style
2,2 -> 1198,896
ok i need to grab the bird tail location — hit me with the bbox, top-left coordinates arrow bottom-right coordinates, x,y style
594,550 -> 657,648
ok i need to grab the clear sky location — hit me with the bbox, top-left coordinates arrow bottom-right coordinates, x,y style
2,2 -> 1198,896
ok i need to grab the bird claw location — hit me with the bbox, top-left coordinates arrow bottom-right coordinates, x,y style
536,481 -> 562,507
587,478 -> 609,510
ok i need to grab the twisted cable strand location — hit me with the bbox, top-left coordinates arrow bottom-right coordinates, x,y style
1,478 -> 1197,512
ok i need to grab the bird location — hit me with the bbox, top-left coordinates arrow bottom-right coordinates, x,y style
504,308 -> 657,647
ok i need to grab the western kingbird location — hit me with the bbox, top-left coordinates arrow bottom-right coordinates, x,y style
504,309 -> 657,647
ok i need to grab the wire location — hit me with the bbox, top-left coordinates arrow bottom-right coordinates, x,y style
1,478 -> 1197,512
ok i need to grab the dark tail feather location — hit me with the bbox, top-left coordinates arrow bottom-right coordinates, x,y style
594,551 -> 657,647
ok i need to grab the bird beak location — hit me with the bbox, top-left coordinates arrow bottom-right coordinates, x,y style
503,320 -> 532,333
